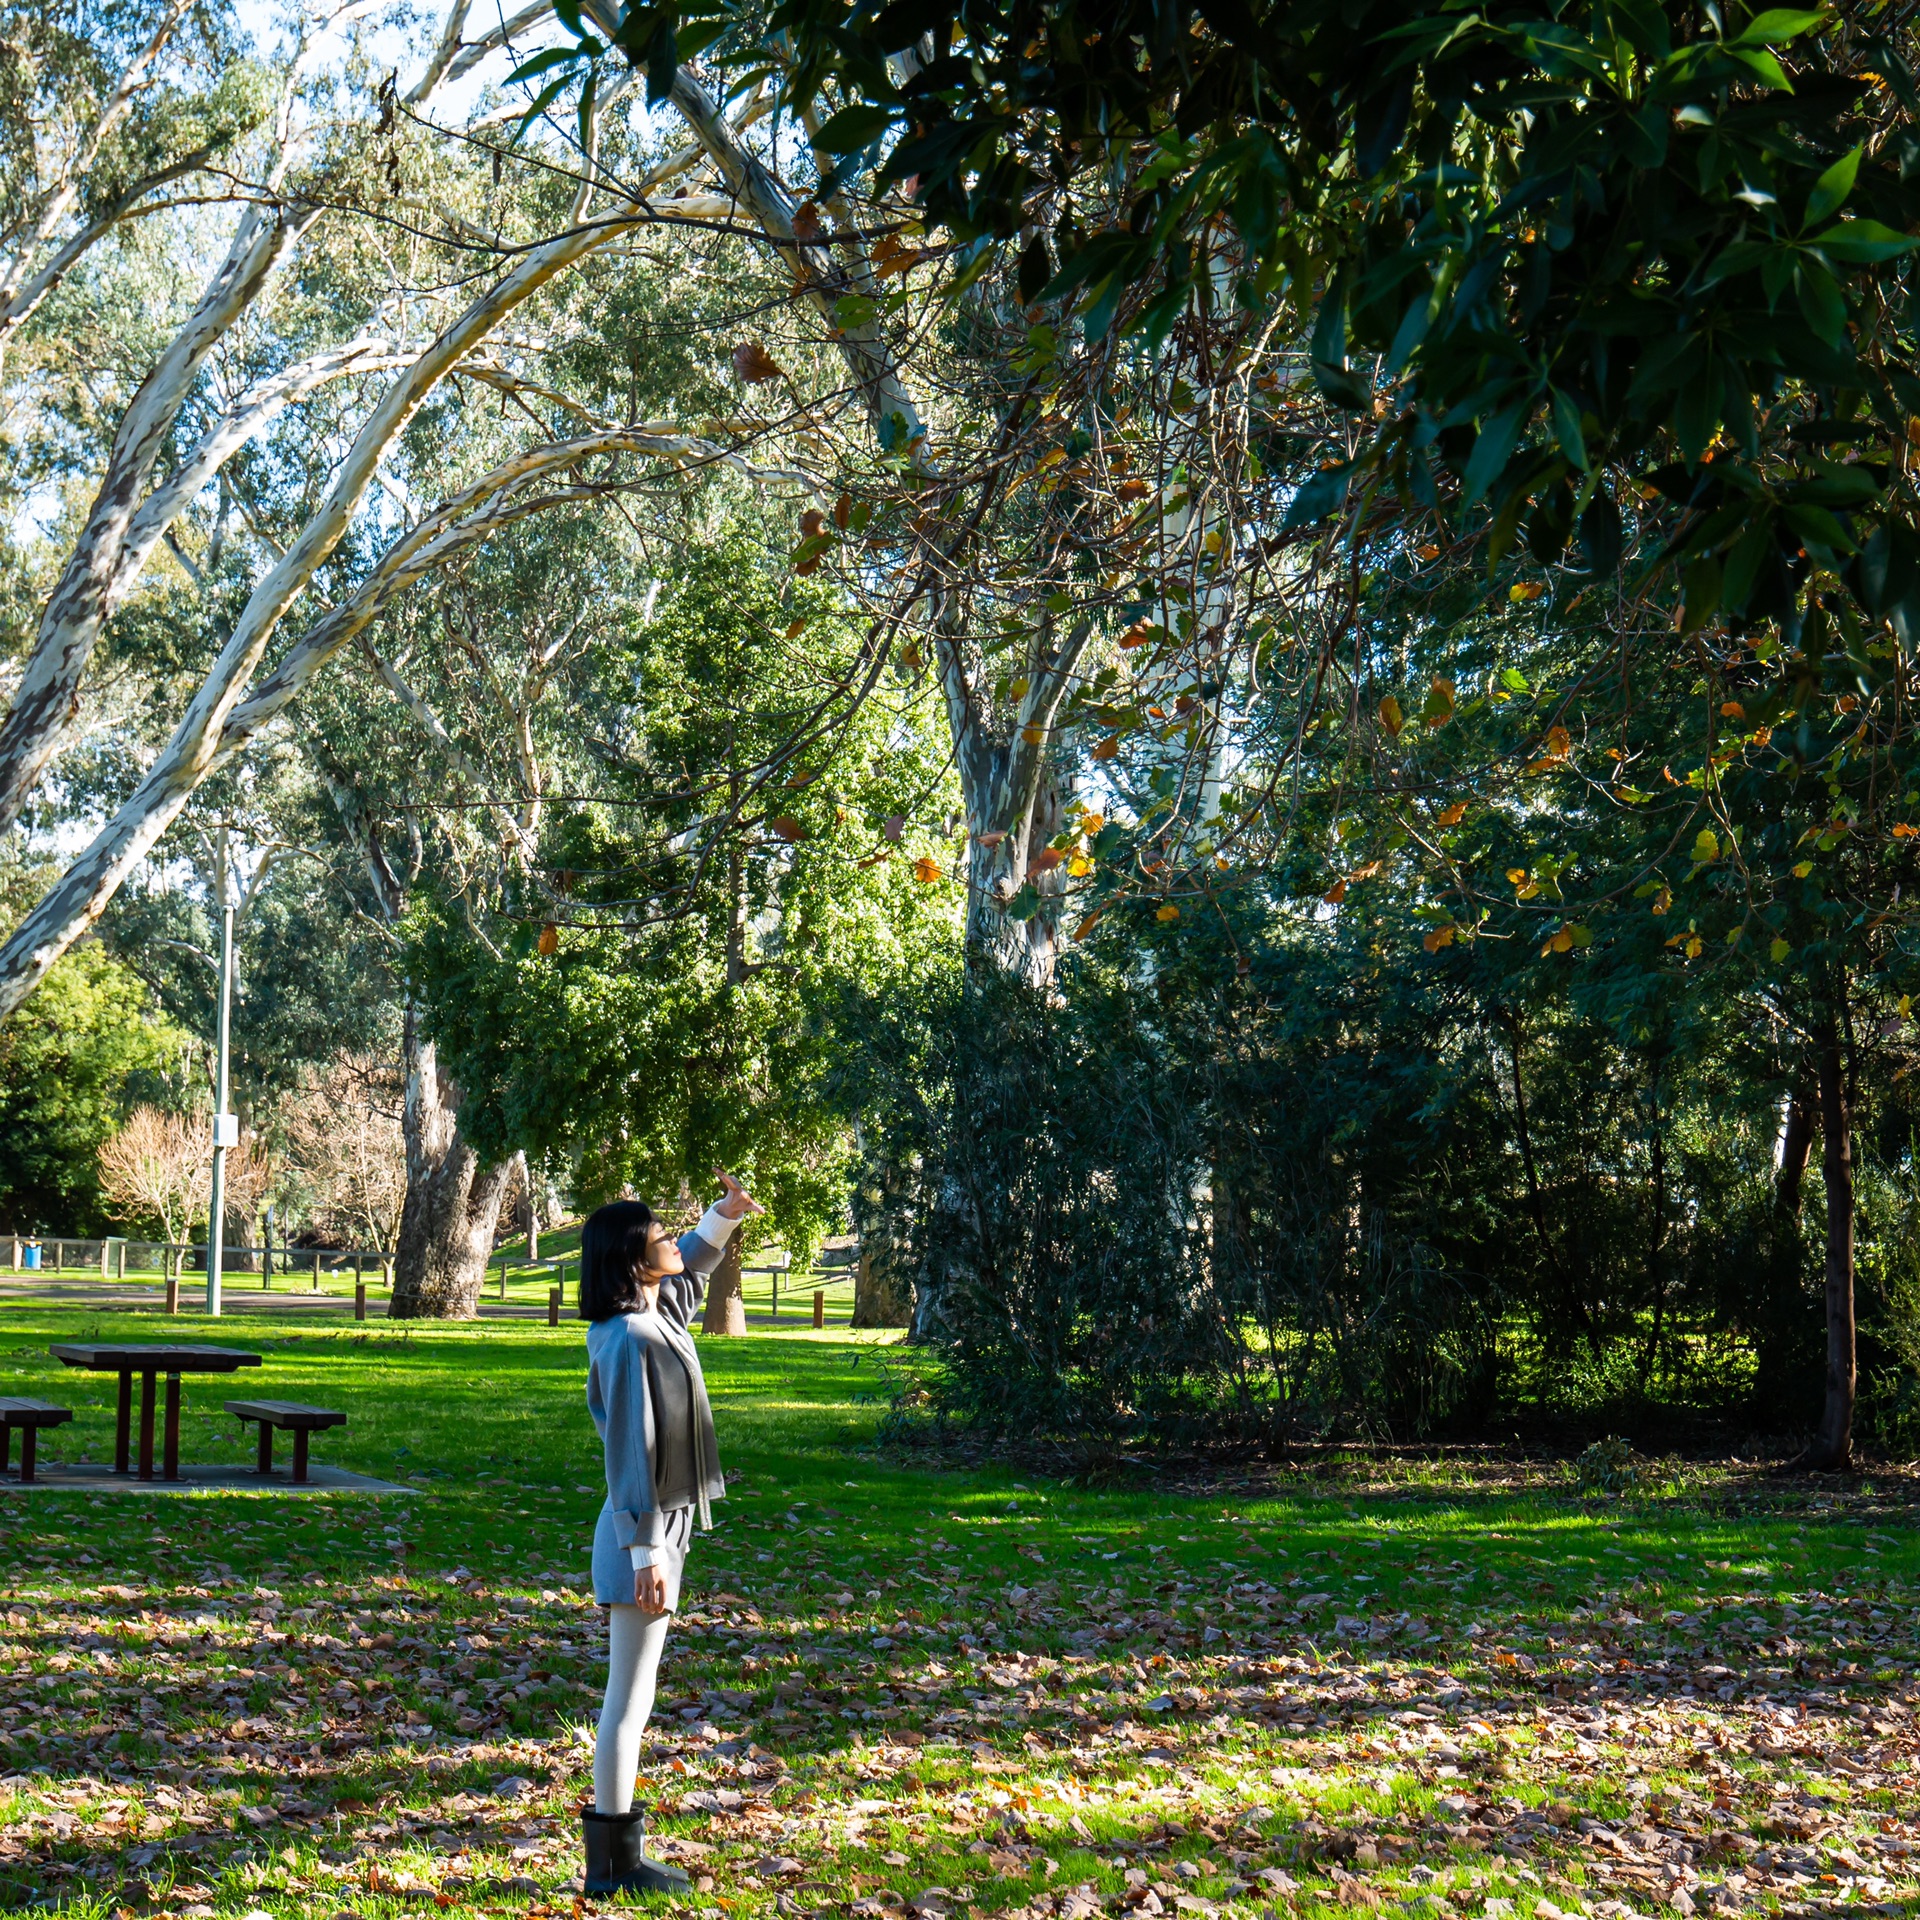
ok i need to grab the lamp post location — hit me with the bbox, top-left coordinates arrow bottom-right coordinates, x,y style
206,888 -> 236,1317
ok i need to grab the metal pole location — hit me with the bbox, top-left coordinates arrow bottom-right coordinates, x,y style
206,889 -> 235,1318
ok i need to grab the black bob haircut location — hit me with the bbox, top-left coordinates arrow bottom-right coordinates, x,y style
578,1199 -> 659,1322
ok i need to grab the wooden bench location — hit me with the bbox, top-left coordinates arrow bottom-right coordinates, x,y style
0,1399 -> 73,1483
225,1400 -> 346,1485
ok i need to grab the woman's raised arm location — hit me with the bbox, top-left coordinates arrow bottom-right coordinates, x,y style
659,1170 -> 764,1325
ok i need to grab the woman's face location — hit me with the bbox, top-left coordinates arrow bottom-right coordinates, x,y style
639,1220 -> 684,1283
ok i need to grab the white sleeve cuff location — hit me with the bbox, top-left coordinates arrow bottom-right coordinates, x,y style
695,1202 -> 740,1248
630,1545 -> 663,1569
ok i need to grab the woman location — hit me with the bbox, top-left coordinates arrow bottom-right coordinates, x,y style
578,1169 -> 762,1895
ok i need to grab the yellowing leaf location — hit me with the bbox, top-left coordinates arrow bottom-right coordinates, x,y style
1506,867 -> 1528,886
1081,811 -> 1106,834
1652,887 -> 1672,915
1686,935 -> 1703,958
1437,801 -> 1468,826
1067,854 -> 1092,877
1071,910 -> 1103,941
1423,925 -> 1456,952
1546,928 -> 1574,954
1693,828 -> 1720,863
912,856 -> 942,883
1509,582 -> 1545,603
1792,859 -> 1813,877
1021,724 -> 1045,745
1156,904 -> 1181,922
1894,823 -> 1920,838
1546,724 -> 1571,757
1771,937 -> 1792,962
536,923 -> 558,957
1720,700 -> 1745,719
1378,695 -> 1405,737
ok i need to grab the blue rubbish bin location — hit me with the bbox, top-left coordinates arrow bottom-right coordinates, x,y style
22,1242 -> 40,1269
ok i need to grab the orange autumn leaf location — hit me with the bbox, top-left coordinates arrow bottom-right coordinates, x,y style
1437,801 -> 1468,826
1423,925 -> 1455,952
1029,846 -> 1064,874
1156,903 -> 1180,922
537,923 -> 558,957
912,856 -> 943,883
1378,695 -> 1405,737
1895,823 -> 1920,838
872,232 -> 921,277
1092,734 -> 1121,759
770,816 -> 808,843
1324,878 -> 1348,905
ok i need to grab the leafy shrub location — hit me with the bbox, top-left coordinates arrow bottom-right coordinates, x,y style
1573,1436 -> 1646,1495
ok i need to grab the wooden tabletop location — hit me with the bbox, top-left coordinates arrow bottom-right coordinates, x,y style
50,1343 -> 264,1373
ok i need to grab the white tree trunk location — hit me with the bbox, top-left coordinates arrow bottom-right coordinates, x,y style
0,201 -> 315,830
0,220 -> 673,1024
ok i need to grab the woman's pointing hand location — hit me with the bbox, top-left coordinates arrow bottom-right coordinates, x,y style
713,1169 -> 764,1220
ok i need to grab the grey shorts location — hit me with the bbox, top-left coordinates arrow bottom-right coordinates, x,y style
591,1502 -> 693,1609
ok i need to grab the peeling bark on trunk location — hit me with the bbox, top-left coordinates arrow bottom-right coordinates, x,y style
851,1247 -> 913,1328
965,765 -> 1068,982
1805,1013 -> 1856,1470
701,1234 -> 747,1335
387,1022 -> 511,1321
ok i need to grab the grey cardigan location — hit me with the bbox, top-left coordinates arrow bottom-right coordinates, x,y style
586,1204 -> 733,1555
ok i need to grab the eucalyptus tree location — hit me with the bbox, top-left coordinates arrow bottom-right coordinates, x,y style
0,0 -> 805,1024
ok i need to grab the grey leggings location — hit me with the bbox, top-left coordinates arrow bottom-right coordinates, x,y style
594,1604 -> 672,1814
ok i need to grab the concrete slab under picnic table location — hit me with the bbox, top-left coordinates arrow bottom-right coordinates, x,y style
0,1461 -> 415,1494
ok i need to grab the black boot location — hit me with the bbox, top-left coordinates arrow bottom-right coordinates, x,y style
583,1806 -> 692,1895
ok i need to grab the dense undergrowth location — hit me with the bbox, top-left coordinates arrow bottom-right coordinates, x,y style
838,924 -> 1920,1457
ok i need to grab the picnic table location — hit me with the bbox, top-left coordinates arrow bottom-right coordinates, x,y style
49,1343 -> 263,1483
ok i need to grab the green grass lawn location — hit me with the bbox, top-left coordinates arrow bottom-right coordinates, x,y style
3,1303 -> 1919,1920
